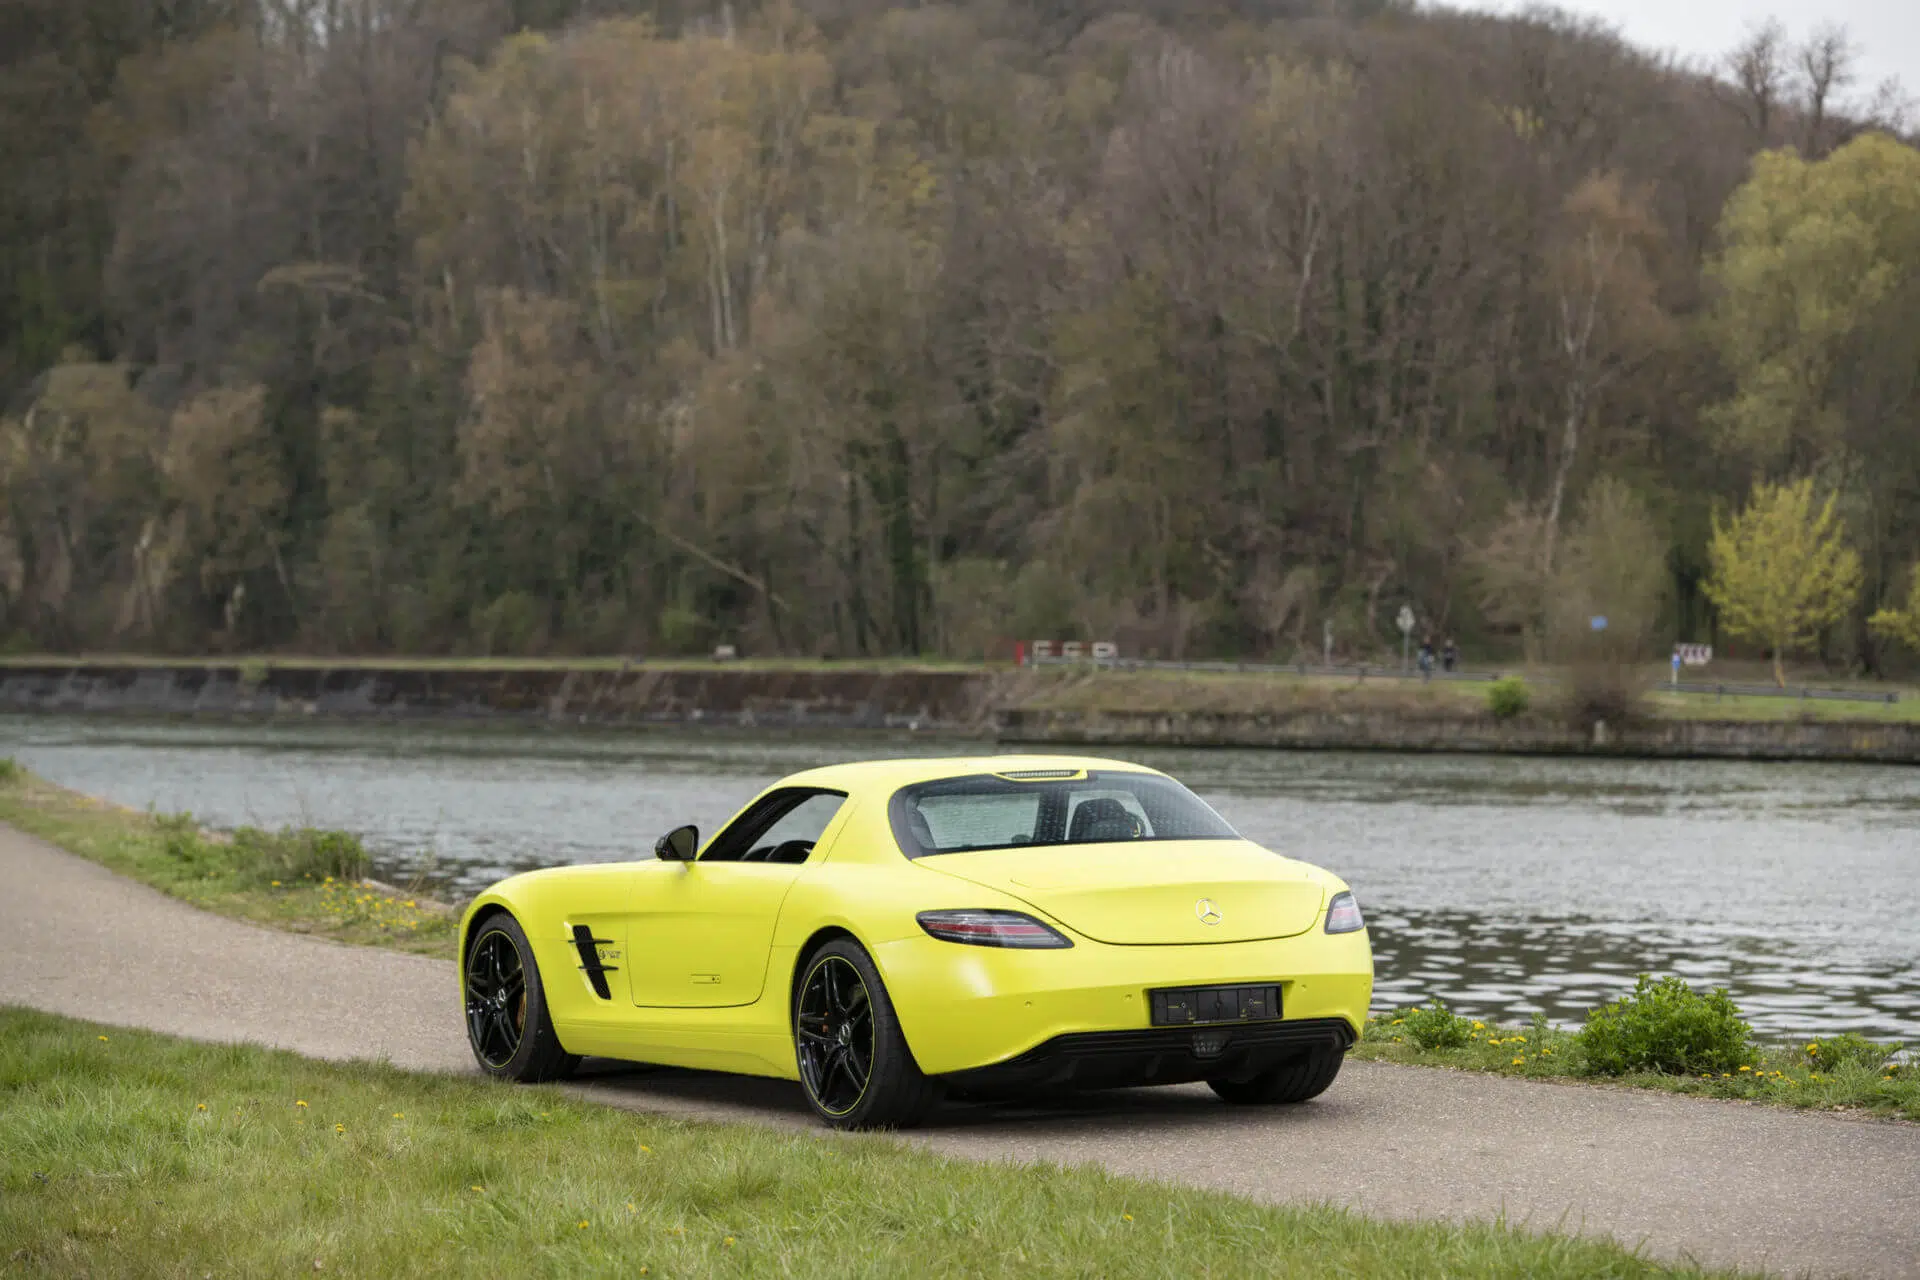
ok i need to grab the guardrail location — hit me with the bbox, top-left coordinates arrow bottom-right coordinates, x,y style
1667,681 -> 1899,704
1025,657 -> 1899,703
1026,657 -> 1501,682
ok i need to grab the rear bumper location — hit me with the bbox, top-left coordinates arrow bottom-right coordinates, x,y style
872,926 -> 1371,1076
940,1017 -> 1356,1094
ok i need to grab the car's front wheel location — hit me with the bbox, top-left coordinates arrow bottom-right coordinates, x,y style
1208,1045 -> 1344,1105
793,939 -> 941,1129
464,912 -> 579,1082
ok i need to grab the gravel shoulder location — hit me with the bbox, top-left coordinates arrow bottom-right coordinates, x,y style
5,823 -> 1915,1279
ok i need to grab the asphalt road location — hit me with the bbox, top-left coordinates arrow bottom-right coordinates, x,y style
5,825 -> 1916,1279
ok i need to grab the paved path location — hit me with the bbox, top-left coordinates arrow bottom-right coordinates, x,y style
5,825 -> 1916,1279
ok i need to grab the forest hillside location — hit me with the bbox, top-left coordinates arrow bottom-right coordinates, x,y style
3,0 -> 1917,667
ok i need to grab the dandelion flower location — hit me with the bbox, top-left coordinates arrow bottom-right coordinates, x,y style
725,1237 -> 736,1247
1123,1213 -> 1134,1222
296,1100 -> 309,1108
334,1124 -> 345,1134
272,880 -> 282,887
196,1103 -> 207,1111
471,1186 -> 484,1193
577,1221 -> 589,1230
1511,1057 -> 1524,1066
97,1035 -> 109,1042
1471,1021 -> 1485,1030
1738,1066 -> 1751,1073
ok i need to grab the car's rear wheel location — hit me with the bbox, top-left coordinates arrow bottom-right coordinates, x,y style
793,938 -> 941,1130
464,912 -> 579,1082
1208,1045 -> 1344,1105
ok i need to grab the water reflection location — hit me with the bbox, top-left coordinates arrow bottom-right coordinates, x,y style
1,716 -> 1914,1039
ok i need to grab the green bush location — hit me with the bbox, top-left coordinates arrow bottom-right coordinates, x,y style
231,826 -> 371,887
156,815 -> 371,888
1805,1033 -> 1895,1072
1576,974 -> 1753,1076
0,756 -> 21,784
236,658 -> 270,689
1486,676 -> 1531,720
1403,1000 -> 1474,1051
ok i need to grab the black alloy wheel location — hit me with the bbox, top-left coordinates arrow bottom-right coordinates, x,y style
796,955 -> 873,1116
466,927 -> 526,1069
792,939 -> 941,1130
463,913 -> 579,1082
1208,1044 -> 1345,1105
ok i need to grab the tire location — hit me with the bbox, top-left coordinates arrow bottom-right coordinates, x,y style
1208,1045 -> 1345,1105
464,912 -> 579,1083
792,938 -> 942,1130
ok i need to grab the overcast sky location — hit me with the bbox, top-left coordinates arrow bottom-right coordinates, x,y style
1460,0 -> 1918,102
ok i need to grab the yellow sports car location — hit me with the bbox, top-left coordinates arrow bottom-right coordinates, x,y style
460,754 -> 1372,1128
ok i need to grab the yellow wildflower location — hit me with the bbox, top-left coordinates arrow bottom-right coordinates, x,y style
196,1103 -> 207,1111
392,1113 -> 404,1119
1738,1066 -> 1751,1073
1511,1057 -> 1524,1066
577,1220 -> 589,1230
1123,1213 -> 1134,1222
725,1237 -> 735,1247
471,1186 -> 484,1193
97,1035 -> 109,1042
334,1124 -> 345,1134
296,1100 -> 308,1108
1471,1021 -> 1485,1030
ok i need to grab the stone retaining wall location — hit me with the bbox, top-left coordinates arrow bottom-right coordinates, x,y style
994,707 -> 1920,764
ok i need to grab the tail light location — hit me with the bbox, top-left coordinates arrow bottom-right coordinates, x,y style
916,910 -> 1073,949
1324,891 -> 1365,934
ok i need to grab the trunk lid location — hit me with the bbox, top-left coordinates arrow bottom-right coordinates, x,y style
922,840 -> 1327,945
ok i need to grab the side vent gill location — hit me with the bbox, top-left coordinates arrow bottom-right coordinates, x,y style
570,924 -> 618,999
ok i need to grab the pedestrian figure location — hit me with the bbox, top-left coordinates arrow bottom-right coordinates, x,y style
1442,637 -> 1457,673
1417,636 -> 1435,682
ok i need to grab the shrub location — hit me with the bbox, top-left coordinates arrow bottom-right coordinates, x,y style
1560,660 -> 1643,728
236,658 -> 270,690
1486,677 -> 1531,720
0,756 -> 21,784
1576,974 -> 1753,1076
1403,1000 -> 1474,1051
231,826 -> 371,887
1805,1033 -> 1895,1072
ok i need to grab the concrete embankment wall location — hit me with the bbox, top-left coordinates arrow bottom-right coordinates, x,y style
995,707 -> 1920,764
4,663 -> 1916,763
0,663 -> 1004,731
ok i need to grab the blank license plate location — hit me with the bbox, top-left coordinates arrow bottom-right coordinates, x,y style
1149,984 -> 1282,1026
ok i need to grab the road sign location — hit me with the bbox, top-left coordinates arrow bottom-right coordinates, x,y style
1590,616 -> 1608,631
1396,606 -> 1415,635
1677,644 -> 1712,666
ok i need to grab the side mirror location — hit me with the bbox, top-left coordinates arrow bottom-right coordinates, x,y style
654,824 -> 699,862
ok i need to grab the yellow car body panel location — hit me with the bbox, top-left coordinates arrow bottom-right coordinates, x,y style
459,754 -> 1373,1084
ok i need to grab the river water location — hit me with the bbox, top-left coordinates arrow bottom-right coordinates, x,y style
4,714 -> 1916,1041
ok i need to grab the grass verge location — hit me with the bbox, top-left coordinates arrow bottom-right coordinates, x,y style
0,763 -> 454,959
0,1008 -> 1749,1279
1352,1009 -> 1916,1124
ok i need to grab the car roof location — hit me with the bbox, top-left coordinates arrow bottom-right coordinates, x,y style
773,753 -> 1165,794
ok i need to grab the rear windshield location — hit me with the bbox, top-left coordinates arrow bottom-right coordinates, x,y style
889,771 -> 1237,858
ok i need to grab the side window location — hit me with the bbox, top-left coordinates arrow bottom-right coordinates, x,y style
701,789 -> 846,864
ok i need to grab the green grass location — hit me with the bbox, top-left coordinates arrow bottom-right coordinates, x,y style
0,1009 -> 1750,1279
0,765 -> 455,959
1352,1009 -> 1917,1123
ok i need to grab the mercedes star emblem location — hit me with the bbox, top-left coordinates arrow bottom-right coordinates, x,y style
1195,897 -> 1222,925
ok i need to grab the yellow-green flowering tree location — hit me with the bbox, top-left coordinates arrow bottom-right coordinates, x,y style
1704,477 -> 1862,686
1868,567 -> 1920,654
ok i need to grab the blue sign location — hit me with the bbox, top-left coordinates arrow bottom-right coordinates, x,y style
1589,616 -> 1608,631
